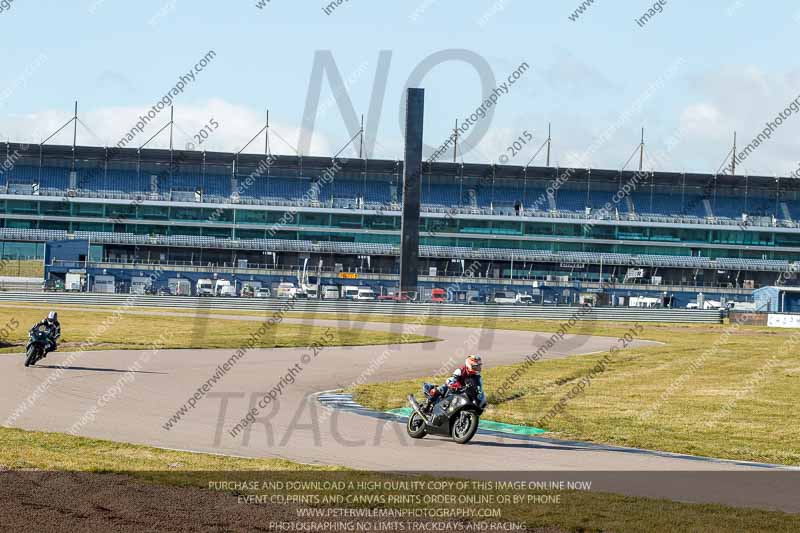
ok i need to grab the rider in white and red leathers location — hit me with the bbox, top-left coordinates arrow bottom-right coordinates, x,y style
421,354 -> 482,411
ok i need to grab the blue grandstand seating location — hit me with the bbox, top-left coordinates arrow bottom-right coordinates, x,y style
205,174 -> 231,198
522,185 -> 547,210
713,195 -> 748,219
631,191 -> 705,218
168,173 -> 201,192
587,189 -> 629,212
238,176 -> 268,199
365,181 -> 391,204
332,179 -> 362,199
7,165 -> 40,184
489,186 -> 522,208
267,177 -> 310,200
3,164 -> 797,227
554,189 -> 586,212
740,195 -> 776,218
104,170 -> 150,194
37,167 -> 71,191
424,184 -> 462,207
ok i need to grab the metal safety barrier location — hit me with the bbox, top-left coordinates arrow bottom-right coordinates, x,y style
0,292 -> 723,323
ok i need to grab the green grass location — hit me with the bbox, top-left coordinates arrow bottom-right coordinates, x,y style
0,305 -> 437,354
0,425 -> 323,473
333,316 -> 800,466
9,303 -> 796,465
15,305 -> 794,465
1,425 -> 798,533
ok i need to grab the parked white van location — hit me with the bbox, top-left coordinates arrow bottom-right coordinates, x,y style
275,282 -> 297,299
341,285 -> 360,300
196,279 -> 214,297
492,291 -> 517,305
355,287 -> 376,301
321,285 -> 340,299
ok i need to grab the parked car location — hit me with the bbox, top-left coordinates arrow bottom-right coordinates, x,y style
256,287 -> 271,298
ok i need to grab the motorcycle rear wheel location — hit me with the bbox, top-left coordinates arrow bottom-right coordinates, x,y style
451,411 -> 479,444
406,412 -> 427,439
24,346 -> 37,367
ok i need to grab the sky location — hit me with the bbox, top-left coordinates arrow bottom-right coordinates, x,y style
1,0 -> 800,177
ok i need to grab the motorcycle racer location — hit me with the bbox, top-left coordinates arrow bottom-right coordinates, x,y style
29,311 -> 60,357
421,354 -> 482,412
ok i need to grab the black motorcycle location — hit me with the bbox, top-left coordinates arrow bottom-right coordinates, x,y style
406,375 -> 487,444
24,327 -> 51,367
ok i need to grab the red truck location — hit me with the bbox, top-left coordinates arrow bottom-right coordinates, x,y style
431,288 -> 446,303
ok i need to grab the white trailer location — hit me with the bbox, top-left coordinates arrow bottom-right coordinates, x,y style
65,272 -> 86,292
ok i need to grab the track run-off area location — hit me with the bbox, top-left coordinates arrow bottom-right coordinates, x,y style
1,308 -> 798,514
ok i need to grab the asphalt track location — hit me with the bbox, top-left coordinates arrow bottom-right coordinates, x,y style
1,310 -> 797,513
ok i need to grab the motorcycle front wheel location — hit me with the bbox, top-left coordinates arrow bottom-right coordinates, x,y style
451,411 -> 479,444
406,412 -> 427,439
24,346 -> 37,367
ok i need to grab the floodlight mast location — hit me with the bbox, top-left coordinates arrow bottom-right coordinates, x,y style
453,119 -> 458,163
234,109 -> 272,178
136,105 -> 174,179
72,101 -> 78,156
546,122 -> 551,167
639,127 -> 645,172
39,101 -> 79,172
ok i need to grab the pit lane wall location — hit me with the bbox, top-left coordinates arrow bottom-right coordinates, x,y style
0,292 -> 723,323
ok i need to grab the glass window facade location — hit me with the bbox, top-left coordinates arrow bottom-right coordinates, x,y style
3,197 -> 800,262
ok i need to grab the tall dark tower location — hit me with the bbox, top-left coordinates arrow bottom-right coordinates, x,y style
399,88 -> 424,297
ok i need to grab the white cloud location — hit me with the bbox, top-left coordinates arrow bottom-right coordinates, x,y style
0,99 -> 334,156
675,66 -> 800,175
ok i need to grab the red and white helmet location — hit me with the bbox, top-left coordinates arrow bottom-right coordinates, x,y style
465,354 -> 483,374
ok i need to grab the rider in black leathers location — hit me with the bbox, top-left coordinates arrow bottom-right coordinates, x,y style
30,311 -> 60,357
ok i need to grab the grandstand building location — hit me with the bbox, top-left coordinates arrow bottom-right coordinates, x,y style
1,141 -> 799,303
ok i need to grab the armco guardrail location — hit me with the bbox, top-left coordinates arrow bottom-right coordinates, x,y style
0,292 -> 723,323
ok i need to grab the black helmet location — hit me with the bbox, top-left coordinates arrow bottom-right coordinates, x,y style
47,311 -> 57,323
